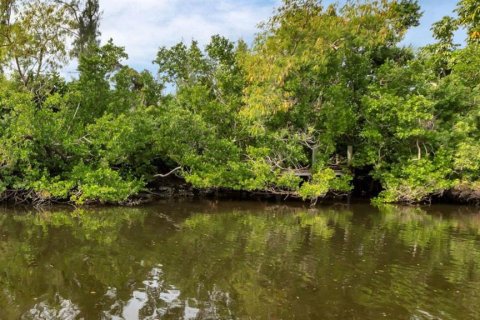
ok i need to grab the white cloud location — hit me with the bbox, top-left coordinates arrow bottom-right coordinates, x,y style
98,0 -> 278,71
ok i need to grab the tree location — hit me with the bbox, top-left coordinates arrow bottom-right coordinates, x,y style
456,0 -> 480,43
0,0 -> 16,71
60,0 -> 102,56
153,36 -> 250,189
422,16 -> 459,77
0,0 -> 74,88
240,0 -> 421,199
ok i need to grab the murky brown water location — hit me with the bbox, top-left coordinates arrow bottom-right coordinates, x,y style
0,201 -> 479,319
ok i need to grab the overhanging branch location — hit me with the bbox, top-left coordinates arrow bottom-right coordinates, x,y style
154,166 -> 182,178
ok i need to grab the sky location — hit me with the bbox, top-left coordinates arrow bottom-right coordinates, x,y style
72,0 -> 464,74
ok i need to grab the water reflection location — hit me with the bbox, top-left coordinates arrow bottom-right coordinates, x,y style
0,202 -> 479,319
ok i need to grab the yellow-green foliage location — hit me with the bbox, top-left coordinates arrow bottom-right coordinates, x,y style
299,168 -> 353,200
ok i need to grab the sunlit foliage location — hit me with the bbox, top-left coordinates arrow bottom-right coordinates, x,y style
0,0 -> 479,204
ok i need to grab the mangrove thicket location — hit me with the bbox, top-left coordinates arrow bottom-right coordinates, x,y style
0,0 -> 480,205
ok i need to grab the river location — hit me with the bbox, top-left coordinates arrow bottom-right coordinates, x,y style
0,200 -> 479,319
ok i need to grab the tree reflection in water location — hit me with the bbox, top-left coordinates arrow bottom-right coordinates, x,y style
0,201 -> 479,319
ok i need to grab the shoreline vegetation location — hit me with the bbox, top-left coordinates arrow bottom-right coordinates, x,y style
1,0 -> 480,206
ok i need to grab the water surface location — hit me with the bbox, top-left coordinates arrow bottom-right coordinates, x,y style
0,201 -> 479,319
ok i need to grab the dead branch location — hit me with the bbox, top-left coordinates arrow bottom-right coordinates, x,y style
154,166 -> 182,178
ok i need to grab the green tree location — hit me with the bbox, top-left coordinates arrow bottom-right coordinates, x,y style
0,0 -> 74,88
456,0 -> 480,42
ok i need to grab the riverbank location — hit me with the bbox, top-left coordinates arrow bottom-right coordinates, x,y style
1,176 -> 479,207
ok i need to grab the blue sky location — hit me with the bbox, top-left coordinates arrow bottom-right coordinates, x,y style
96,0 -> 462,72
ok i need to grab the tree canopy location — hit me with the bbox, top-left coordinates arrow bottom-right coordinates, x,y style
0,0 -> 479,205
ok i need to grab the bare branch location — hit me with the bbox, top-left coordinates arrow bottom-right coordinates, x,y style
154,166 -> 182,178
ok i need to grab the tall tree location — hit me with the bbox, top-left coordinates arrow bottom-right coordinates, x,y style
0,0 -> 74,88
239,0 -> 421,198
0,0 -> 16,72
55,0 -> 102,56
456,0 -> 480,43
72,0 -> 101,55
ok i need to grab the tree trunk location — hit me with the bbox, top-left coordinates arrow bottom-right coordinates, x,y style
312,145 -> 318,167
347,145 -> 353,166
416,140 -> 421,160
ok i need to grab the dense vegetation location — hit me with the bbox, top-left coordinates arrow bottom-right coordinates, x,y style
0,0 -> 479,205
